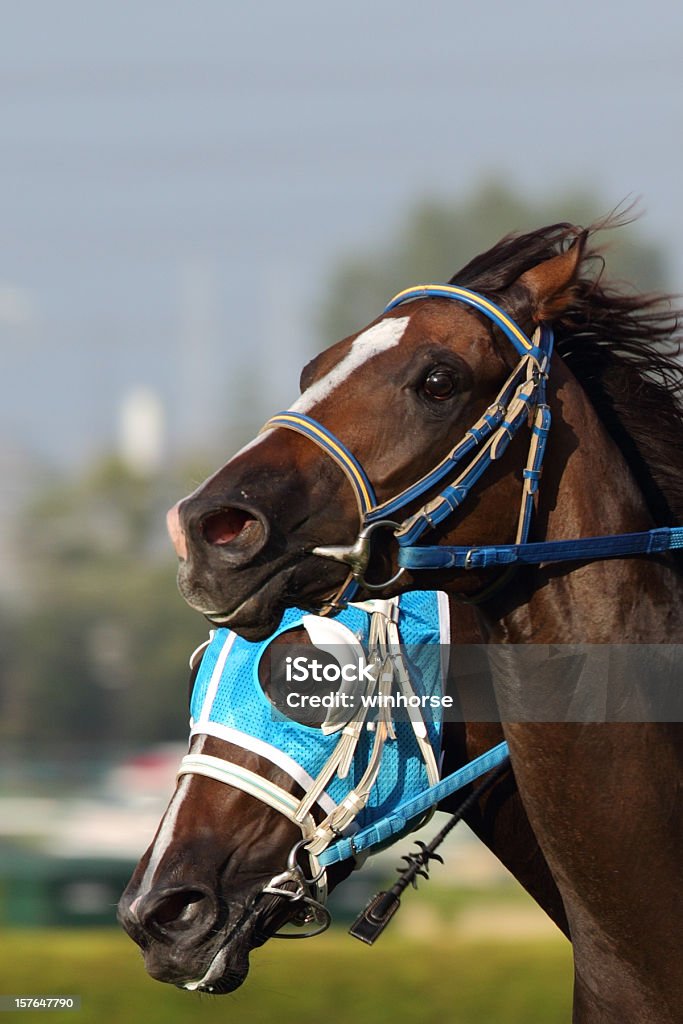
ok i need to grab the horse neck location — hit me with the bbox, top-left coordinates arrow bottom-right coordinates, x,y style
481,359 -> 683,645
467,365 -> 683,1020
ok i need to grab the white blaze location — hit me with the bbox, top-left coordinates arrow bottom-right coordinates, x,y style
290,316 -> 410,414
137,736 -> 207,896
184,316 -> 411,483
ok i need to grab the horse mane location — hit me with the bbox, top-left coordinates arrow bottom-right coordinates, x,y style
450,220 -> 683,528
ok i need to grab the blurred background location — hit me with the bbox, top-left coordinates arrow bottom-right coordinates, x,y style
1,1 -> 681,1020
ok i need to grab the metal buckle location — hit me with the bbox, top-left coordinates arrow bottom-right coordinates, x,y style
262,841 -> 331,940
269,898 -> 331,939
313,520 -> 405,591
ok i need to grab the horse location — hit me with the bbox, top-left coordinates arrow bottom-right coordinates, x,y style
129,221 -> 683,1021
119,593 -> 568,991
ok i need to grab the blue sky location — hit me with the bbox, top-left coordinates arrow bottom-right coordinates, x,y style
2,0 -> 682,467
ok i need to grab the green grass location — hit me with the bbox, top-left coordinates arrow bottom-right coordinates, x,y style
0,927 -> 572,1024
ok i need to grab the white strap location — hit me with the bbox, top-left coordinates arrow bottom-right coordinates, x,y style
178,753 -> 318,838
178,752 -> 329,904
189,722 -> 338,816
386,618 -> 440,786
306,658 -> 394,856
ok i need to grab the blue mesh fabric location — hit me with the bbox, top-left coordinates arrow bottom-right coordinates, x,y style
190,593 -> 446,830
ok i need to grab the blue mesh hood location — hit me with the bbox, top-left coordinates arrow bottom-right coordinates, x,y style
189,592 -> 448,831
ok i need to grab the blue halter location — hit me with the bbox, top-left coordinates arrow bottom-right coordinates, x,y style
262,284 -> 683,597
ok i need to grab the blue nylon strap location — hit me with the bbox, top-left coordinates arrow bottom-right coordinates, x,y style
384,285 -> 544,361
364,431 -> 481,524
318,740 -> 511,866
516,405 -> 552,545
395,389 -> 538,547
398,526 -> 683,571
332,577 -> 361,606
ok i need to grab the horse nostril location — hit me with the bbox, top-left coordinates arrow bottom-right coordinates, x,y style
154,889 -> 205,927
201,507 -> 266,550
138,886 -> 219,940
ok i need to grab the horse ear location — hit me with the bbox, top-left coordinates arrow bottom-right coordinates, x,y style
514,232 -> 588,322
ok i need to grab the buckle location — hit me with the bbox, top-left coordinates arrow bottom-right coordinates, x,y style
313,520 -> 405,591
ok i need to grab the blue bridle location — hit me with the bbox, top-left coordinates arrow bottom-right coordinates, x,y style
262,284 -> 683,605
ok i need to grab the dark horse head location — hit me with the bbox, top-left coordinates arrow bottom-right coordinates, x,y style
119,596 -> 473,992
118,621 -> 361,992
167,222 -> 683,644
118,733 -> 307,992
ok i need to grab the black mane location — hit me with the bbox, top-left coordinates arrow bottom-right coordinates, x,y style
451,221 -> 683,527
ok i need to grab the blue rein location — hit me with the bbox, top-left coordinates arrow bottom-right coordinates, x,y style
399,526 -> 683,571
320,740 -> 510,866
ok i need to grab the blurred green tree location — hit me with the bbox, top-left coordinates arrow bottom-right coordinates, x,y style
316,182 -> 670,343
2,457 -> 211,760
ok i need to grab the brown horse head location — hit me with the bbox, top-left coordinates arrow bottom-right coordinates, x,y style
166,235 -> 585,640
118,623 -> 362,992
118,735 -> 301,991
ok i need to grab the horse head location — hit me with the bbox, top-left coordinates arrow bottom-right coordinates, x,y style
119,596 -> 450,992
118,735 -> 318,991
166,233 -> 585,639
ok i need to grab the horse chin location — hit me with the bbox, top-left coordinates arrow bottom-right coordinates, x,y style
141,920 -> 257,996
204,590 -> 288,642
177,562 -> 292,641
177,555 -> 350,641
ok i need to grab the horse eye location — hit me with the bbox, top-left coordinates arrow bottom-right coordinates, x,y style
422,367 -> 457,401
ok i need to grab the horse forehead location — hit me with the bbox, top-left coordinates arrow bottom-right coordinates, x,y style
291,315 -> 411,414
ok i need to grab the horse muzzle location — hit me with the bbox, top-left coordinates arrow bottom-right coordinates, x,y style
167,493 -> 296,636
118,883 -> 255,993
